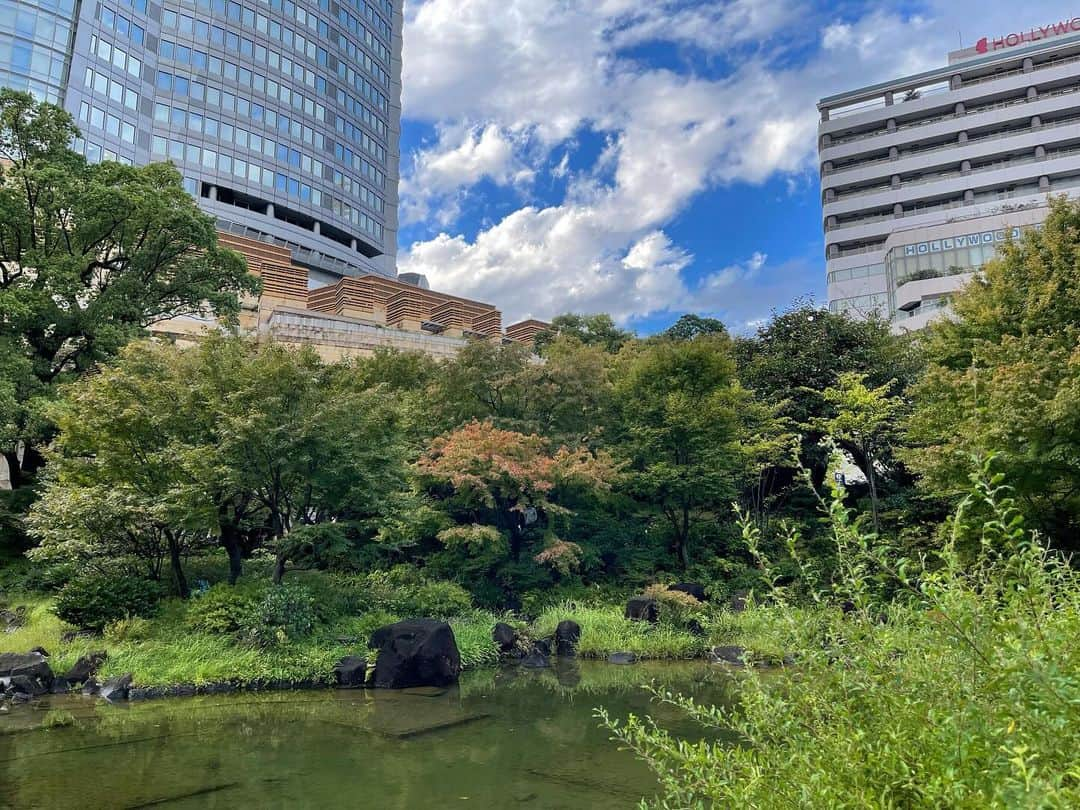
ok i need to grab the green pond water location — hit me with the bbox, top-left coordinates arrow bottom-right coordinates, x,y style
0,660 -> 737,809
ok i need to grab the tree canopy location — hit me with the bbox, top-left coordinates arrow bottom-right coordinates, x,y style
905,196 -> 1080,547
0,89 -> 257,483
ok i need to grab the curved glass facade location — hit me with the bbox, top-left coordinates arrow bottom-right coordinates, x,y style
0,0 -> 78,104
2,0 -> 401,279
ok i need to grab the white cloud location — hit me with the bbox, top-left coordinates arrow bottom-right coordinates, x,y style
400,123 -> 534,226
399,0 -> 1072,327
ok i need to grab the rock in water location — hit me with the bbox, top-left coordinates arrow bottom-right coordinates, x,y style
608,652 -> 637,665
100,673 -> 133,702
668,582 -> 708,602
711,645 -> 748,666
554,620 -> 581,656
492,622 -> 518,652
0,652 -> 54,695
521,651 -> 550,669
625,596 -> 659,623
333,656 -> 368,687
369,619 -> 461,689
64,651 -> 108,686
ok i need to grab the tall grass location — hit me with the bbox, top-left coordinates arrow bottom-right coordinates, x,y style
533,603 -> 706,659
601,461 -> 1080,807
0,595 -> 501,686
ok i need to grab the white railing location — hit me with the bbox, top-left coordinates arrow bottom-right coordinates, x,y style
826,114 -> 1080,176
827,83 -> 1080,150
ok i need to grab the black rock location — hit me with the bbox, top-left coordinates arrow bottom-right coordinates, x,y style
492,622 -> 518,652
99,673 -> 133,702
0,607 -> 26,631
625,596 -> 658,623
728,590 -> 751,612
7,675 -> 40,694
521,652 -> 550,669
554,620 -> 581,656
711,645 -> 748,666
369,619 -> 461,689
28,646 -> 50,658
686,619 -> 706,637
608,652 -> 637,665
82,679 -> 100,696
50,677 -> 71,694
669,583 -> 708,602
532,639 -> 552,656
60,628 -> 97,644
64,651 -> 108,686
11,691 -> 31,704
840,600 -> 856,615
0,652 -> 54,695
333,656 -> 368,688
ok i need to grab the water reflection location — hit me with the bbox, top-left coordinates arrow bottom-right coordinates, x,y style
0,661 -> 737,809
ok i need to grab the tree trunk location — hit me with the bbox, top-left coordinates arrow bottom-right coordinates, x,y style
2,449 -> 27,489
167,531 -> 190,599
218,504 -> 245,585
865,443 -> 881,534
272,554 -> 287,585
677,504 -> 691,569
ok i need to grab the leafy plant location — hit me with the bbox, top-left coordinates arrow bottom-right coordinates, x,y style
601,460 -> 1080,807
54,574 -> 160,630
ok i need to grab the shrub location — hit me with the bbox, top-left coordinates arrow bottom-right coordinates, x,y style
185,582 -> 263,635
239,582 -> 317,647
350,567 -> 474,619
644,584 -> 706,627
402,580 -> 473,619
103,616 -> 153,643
54,574 -> 160,630
186,581 -> 317,646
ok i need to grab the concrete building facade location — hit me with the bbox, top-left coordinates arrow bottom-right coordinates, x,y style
818,21 -> 1080,330
2,0 -> 401,281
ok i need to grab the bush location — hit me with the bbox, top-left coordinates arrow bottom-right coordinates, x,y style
350,567 -> 474,619
186,582 -> 264,636
103,616 -> 153,643
643,584 -> 707,628
186,581 -> 318,647
240,582 -> 317,646
54,574 -> 160,630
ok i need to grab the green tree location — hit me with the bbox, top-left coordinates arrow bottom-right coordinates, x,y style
663,313 -> 727,341
904,196 -> 1080,546
819,372 -> 905,533
613,335 -> 789,568
534,313 -> 634,355
0,90 -> 256,485
735,303 -> 920,489
29,336 -> 410,589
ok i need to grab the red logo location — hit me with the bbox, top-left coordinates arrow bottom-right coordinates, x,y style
975,37 -> 989,53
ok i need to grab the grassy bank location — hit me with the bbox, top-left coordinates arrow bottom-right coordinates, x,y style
0,589 -> 795,689
0,593 -> 504,687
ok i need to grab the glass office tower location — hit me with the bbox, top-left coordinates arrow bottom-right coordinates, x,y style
2,0 -> 402,280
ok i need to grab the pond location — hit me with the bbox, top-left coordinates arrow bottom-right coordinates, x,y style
0,660 -> 737,809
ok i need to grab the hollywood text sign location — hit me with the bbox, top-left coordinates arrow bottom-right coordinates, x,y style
975,18 -> 1080,53
901,225 -> 1043,257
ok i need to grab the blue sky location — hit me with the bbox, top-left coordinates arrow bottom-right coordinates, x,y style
394,0 -> 1068,333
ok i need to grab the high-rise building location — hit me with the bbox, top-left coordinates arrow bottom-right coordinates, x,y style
818,20 -> 1080,331
1,0 -> 402,281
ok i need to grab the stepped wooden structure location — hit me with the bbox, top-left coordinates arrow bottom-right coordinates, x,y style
152,232 -> 546,360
